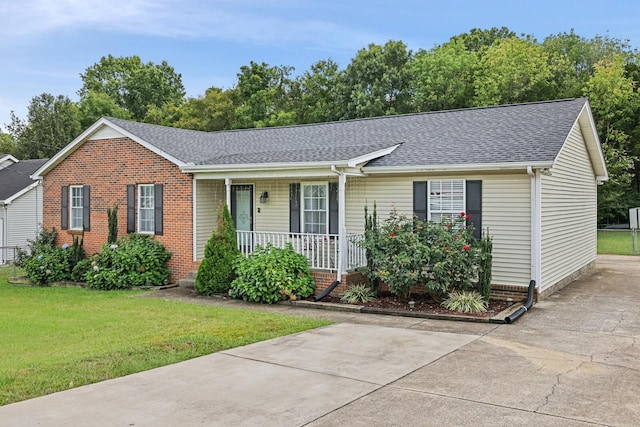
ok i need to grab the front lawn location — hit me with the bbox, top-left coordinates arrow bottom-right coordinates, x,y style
597,230 -> 638,255
0,266 -> 332,406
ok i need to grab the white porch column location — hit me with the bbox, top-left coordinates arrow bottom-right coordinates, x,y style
225,178 -> 232,208
337,170 -> 347,282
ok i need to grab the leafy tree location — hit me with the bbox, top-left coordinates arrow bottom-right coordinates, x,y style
340,40 -> 414,119
233,61 -> 297,128
584,55 -> 639,223
78,90 -> 131,128
450,27 -> 516,52
13,94 -> 81,159
473,37 -> 559,106
174,87 -> 237,131
78,55 -> 186,121
195,203 -> 240,295
296,59 -> 342,123
0,132 -> 18,157
412,40 -> 477,111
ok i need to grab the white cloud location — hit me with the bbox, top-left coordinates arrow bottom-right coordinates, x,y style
1,0 -> 382,55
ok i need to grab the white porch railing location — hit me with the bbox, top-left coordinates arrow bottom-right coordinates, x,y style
236,231 -> 366,272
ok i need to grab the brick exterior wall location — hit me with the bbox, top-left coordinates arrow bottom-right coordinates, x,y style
42,137 -> 197,282
311,270 -> 368,296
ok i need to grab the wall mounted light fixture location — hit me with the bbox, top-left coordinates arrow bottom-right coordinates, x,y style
259,191 -> 269,203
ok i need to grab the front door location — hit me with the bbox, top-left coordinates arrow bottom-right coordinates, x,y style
231,185 -> 253,249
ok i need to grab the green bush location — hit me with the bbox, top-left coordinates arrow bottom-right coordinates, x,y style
107,205 -> 118,244
361,209 -> 479,299
24,246 -> 74,285
341,284 -> 377,303
20,228 -> 86,285
229,243 -> 315,304
15,227 -> 57,268
71,258 -> 93,282
476,230 -> 493,302
85,234 -> 171,290
441,290 -> 488,313
195,203 -> 240,295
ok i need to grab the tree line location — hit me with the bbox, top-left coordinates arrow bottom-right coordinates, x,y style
1,27 -> 639,224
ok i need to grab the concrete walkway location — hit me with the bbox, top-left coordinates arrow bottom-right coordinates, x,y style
1,255 -> 639,426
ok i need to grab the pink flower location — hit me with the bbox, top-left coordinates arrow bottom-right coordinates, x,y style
390,232 -> 395,238
465,214 -> 471,220
463,245 -> 470,251
460,211 -> 466,217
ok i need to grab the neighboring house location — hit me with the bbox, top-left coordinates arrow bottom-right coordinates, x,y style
33,98 -> 607,297
0,156 -> 48,263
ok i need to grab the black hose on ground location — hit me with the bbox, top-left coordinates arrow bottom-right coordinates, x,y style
311,280 -> 341,302
504,280 -> 536,324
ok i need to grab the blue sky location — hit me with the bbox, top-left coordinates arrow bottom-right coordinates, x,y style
2,0 -> 640,128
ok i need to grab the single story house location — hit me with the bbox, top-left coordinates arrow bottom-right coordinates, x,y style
0,155 -> 48,263
33,98 -> 607,297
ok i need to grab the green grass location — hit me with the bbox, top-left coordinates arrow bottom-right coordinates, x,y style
0,267 -> 332,406
597,230 -> 639,255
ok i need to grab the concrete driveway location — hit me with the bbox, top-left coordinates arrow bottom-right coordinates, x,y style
1,255 -> 638,426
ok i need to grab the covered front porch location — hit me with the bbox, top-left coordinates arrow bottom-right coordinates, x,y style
236,230 -> 365,272
190,169 -> 376,281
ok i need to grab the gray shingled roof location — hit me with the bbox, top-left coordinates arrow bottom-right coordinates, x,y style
0,159 -> 48,201
107,98 -> 587,168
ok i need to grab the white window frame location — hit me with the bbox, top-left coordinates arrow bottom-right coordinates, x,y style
301,182 -> 328,234
428,179 -> 465,223
70,185 -> 84,230
138,184 -> 155,234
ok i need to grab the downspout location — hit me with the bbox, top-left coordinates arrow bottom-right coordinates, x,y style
527,166 -> 542,288
504,280 -> 536,324
330,165 -> 347,283
1,204 -> 6,263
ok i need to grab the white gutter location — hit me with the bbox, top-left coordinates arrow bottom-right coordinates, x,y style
527,166 -> 542,287
182,160 -> 351,173
362,161 -> 553,174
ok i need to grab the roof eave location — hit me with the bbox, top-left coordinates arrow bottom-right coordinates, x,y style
1,181 -> 39,204
32,118 -> 188,179
362,161 -> 554,174
181,160 -> 351,173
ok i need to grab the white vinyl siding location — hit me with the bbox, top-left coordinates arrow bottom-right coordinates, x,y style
70,186 -> 83,230
195,180 -> 225,260
540,123 -> 597,291
2,185 -> 42,262
361,173 -> 531,287
138,184 -> 154,233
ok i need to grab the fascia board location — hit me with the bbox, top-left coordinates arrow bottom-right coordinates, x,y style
361,161 -> 553,174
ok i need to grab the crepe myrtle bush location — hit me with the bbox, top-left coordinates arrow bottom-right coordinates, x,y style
361,209 -> 480,299
229,243 -> 315,304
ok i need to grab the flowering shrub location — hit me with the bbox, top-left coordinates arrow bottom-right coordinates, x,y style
21,228 -> 86,285
24,247 -> 74,285
229,243 -> 315,304
361,209 -> 481,299
85,234 -> 171,290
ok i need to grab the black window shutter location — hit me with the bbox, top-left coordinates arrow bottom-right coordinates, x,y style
82,185 -> 91,231
413,181 -> 428,222
289,183 -> 300,233
466,180 -> 482,239
61,186 -> 69,230
154,184 -> 163,235
127,185 -> 135,233
328,182 -> 338,234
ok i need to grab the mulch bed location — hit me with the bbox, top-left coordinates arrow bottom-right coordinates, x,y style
312,292 -> 515,318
